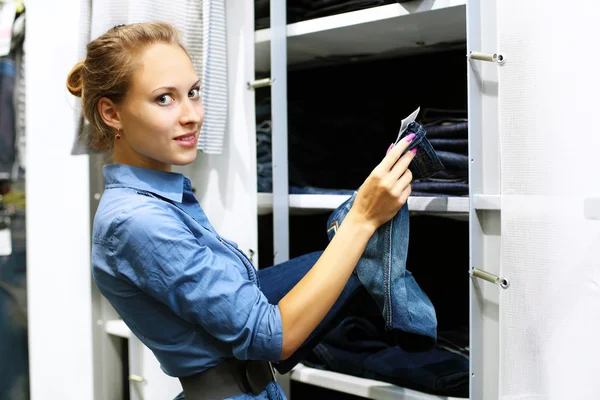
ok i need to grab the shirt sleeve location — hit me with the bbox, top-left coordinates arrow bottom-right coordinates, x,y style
110,203 -> 283,362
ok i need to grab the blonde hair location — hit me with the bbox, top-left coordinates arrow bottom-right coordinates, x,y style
66,21 -> 189,151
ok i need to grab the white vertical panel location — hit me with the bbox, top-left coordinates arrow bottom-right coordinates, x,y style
498,1 -> 600,398
467,0 -> 501,398
26,0 -> 93,399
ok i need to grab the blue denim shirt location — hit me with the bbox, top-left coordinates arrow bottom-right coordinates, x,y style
92,164 -> 283,380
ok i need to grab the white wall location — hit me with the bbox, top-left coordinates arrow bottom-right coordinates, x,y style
26,0 -> 94,399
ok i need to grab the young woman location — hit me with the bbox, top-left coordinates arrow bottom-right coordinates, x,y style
67,22 -> 415,399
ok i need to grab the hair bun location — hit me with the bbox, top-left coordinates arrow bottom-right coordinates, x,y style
66,61 -> 85,97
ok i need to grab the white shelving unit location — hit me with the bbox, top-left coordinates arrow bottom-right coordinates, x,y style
255,0 -> 466,72
257,2 -> 470,399
105,319 -> 131,339
290,364 -> 464,400
258,193 -> 469,215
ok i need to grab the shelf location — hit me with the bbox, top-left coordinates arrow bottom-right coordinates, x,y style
105,319 -> 131,339
254,0 -> 467,72
472,194 -> 500,211
290,363 -> 464,400
258,193 -> 469,215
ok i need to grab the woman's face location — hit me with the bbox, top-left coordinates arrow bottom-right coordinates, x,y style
111,43 -> 204,172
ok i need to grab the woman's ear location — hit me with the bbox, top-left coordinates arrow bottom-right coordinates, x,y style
98,97 -> 122,131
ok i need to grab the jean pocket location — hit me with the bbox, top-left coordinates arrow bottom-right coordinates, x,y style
400,122 -> 445,180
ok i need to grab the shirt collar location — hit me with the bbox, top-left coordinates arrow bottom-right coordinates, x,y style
103,164 -> 189,203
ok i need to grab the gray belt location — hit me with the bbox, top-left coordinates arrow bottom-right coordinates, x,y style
179,359 -> 275,400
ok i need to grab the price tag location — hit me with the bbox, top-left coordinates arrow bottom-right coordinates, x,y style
395,106 -> 421,145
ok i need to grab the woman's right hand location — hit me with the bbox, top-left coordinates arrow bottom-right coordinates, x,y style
349,134 -> 417,232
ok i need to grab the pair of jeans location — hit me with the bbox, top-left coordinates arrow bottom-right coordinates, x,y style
423,121 -> 468,139
428,138 -> 468,154
397,121 -> 445,180
410,181 -> 469,196
305,316 -> 469,398
363,345 -> 469,397
327,192 -> 437,350
257,251 -> 365,374
289,185 -> 355,195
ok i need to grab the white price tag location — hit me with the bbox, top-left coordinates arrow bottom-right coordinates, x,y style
0,227 -> 12,256
395,106 -> 421,144
0,1 -> 17,57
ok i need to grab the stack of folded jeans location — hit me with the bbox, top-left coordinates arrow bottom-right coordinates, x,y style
256,98 -> 389,195
410,109 -> 469,197
255,0 -> 413,30
256,99 -> 449,196
303,315 -> 469,398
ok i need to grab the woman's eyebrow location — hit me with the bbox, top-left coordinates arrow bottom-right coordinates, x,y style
152,79 -> 201,94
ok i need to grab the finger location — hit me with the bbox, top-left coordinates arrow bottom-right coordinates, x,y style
393,168 -> 413,194
389,148 -> 416,181
399,184 -> 412,205
379,133 -> 417,171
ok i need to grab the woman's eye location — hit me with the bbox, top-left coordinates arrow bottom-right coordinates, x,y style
156,94 -> 174,105
189,88 -> 201,99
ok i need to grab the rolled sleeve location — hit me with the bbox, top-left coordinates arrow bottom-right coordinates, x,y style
111,204 -> 283,362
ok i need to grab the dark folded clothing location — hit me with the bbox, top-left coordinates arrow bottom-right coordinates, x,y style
304,316 -> 469,398
435,151 -> 468,171
420,108 -> 467,124
438,327 -> 469,357
428,138 -> 468,154
424,121 -> 468,139
411,181 -> 469,196
363,346 -> 469,398
427,169 -> 468,181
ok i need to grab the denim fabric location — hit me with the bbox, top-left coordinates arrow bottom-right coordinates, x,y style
363,346 -> 469,398
410,192 -> 456,197
304,316 -> 469,398
289,185 -> 355,195
422,121 -> 468,139
410,181 -> 469,196
327,192 -> 437,350
304,316 -> 389,377
435,151 -> 468,171
437,327 -> 469,358
257,251 -> 364,374
94,165 -> 284,378
428,138 -> 468,154
428,169 -> 468,181
172,250 -> 365,399
397,122 -> 445,180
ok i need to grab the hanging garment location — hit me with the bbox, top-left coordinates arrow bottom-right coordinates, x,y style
72,0 -> 227,155
11,10 -> 26,180
0,57 -> 15,180
327,195 -> 438,351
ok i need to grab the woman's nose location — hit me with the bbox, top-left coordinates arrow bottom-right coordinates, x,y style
180,99 -> 203,125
